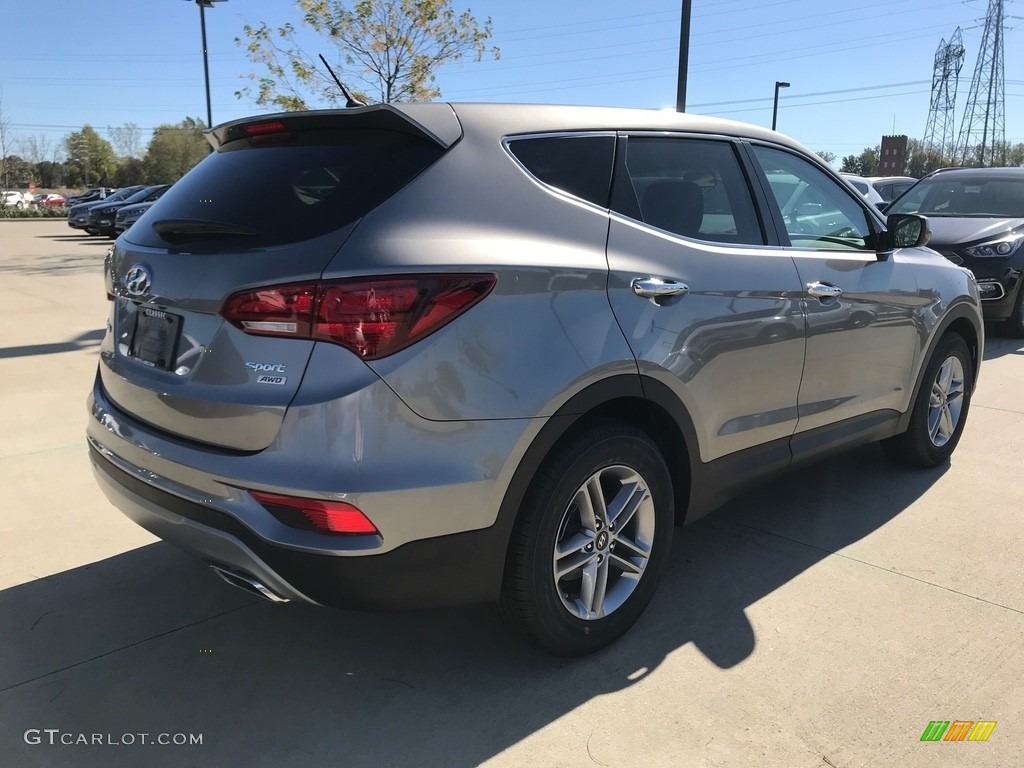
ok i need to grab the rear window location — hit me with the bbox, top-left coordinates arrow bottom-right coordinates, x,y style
127,129 -> 445,249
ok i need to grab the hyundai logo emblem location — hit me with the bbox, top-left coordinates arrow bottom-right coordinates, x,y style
124,265 -> 152,297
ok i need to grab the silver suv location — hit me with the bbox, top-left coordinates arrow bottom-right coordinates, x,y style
88,103 -> 983,656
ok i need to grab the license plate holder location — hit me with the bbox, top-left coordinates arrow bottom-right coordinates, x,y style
129,308 -> 182,370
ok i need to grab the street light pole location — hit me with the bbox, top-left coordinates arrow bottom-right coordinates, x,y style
676,0 -> 692,112
185,0 -> 226,128
771,81 -> 790,131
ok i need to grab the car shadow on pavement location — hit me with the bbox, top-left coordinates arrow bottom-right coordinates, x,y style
0,329 -> 104,360
0,445 -> 944,767
0,251 -> 106,276
982,334 -> 1024,360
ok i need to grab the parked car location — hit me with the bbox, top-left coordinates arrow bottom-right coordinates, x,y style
887,166 -> 1024,336
868,175 -> 917,204
64,187 -> 115,207
86,184 -> 171,237
2,190 -> 29,209
88,104 -> 983,656
35,193 -> 67,208
114,200 -> 158,235
840,174 -> 886,208
68,186 -> 146,232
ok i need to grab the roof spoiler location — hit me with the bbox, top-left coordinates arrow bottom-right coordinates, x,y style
206,104 -> 462,151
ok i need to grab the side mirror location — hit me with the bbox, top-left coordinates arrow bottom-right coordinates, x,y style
875,201 -> 889,213
879,213 -> 930,252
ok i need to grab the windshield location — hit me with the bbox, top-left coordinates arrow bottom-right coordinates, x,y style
889,176 -> 1024,218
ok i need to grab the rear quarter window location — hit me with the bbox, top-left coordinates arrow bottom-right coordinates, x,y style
506,135 -> 615,208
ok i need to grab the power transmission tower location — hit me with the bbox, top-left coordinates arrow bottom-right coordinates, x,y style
956,0 -> 1007,166
923,28 -> 965,162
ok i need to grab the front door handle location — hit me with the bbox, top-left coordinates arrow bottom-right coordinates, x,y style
807,281 -> 843,299
631,277 -> 690,304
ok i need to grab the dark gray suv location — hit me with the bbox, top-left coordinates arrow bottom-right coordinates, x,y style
88,103 -> 983,656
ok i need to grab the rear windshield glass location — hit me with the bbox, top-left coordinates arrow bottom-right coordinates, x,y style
127,129 -> 444,249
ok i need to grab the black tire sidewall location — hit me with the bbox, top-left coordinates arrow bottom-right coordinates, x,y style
907,334 -> 973,465
511,423 -> 674,656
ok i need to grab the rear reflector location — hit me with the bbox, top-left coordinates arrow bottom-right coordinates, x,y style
221,274 -> 496,360
251,491 -> 378,535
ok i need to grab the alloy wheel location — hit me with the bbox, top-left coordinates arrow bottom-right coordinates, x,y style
552,465 -> 656,620
927,355 -> 965,447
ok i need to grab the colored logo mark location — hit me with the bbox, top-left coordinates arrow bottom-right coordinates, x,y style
920,720 -> 996,742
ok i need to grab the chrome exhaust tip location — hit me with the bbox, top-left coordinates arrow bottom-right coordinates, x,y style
209,564 -> 291,603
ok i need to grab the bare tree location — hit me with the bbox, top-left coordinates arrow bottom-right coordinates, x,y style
108,122 -> 143,159
0,95 -> 13,190
19,135 -> 51,167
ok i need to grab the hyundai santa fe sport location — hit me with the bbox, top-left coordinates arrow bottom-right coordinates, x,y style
88,103 -> 983,656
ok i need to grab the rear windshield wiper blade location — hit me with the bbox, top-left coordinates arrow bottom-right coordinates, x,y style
151,219 -> 259,243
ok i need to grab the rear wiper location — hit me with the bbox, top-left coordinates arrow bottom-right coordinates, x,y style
152,219 -> 258,243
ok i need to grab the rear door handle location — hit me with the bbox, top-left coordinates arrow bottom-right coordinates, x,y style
631,277 -> 690,304
807,281 -> 843,299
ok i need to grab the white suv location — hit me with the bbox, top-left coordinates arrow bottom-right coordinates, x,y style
2,191 -> 28,209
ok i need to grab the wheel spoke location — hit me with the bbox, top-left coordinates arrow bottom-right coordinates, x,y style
606,477 -> 649,531
610,551 -> 645,577
574,484 -> 599,534
936,358 -> 954,394
554,533 -> 596,579
579,557 -> 610,617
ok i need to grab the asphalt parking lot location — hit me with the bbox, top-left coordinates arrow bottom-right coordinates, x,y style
1,219 -> 1022,767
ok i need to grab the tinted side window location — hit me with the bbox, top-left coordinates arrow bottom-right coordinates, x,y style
753,146 -> 873,251
614,137 -> 764,245
507,135 -> 614,208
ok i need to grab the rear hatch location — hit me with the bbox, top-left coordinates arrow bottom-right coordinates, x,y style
101,105 -> 459,451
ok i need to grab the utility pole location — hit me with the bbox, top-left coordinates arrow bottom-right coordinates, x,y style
676,0 -> 692,112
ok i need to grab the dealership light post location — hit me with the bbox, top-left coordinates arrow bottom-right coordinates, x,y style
771,81 -> 790,131
184,0 -> 226,128
676,0 -> 692,111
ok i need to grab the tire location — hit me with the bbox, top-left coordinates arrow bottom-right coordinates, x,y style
500,420 -> 674,656
882,333 -> 973,468
1001,283 -> 1024,339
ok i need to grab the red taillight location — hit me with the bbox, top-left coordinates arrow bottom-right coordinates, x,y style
221,274 -> 496,360
251,491 -> 378,535
221,283 -> 316,337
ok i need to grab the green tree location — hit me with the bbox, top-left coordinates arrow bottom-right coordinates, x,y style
839,147 -> 879,176
114,157 -> 147,187
63,126 -> 118,187
142,118 -> 209,183
816,151 -> 837,167
236,0 -> 498,110
903,138 -> 947,178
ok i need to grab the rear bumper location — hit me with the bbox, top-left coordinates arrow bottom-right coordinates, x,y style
90,441 -> 510,609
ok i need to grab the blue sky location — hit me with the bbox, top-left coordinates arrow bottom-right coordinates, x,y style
0,0 -> 1021,166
